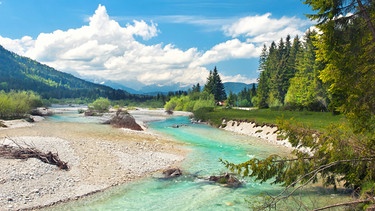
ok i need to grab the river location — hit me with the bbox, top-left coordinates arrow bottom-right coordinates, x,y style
47,112 -> 349,210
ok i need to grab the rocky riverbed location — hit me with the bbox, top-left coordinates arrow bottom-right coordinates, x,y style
0,109 -> 189,210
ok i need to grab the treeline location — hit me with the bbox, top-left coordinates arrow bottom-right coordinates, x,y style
226,84 -> 257,107
256,30 -> 329,111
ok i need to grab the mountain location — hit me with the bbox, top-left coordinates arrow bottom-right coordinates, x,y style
84,77 -> 143,94
0,45 -> 133,100
224,82 -> 257,94
138,83 -> 190,95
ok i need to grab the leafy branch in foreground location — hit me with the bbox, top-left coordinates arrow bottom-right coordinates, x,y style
221,119 -> 375,210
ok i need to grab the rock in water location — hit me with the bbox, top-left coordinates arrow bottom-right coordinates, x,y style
109,110 -> 143,131
209,173 -> 241,188
162,168 -> 182,178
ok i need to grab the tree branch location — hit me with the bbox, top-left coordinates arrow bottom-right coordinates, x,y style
313,199 -> 372,211
261,157 -> 375,209
356,0 -> 375,41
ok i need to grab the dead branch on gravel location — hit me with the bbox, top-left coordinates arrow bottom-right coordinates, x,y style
0,139 -> 69,170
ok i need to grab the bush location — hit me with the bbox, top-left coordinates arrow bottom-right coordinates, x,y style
88,97 -> 111,113
0,91 -> 43,119
192,107 -> 214,122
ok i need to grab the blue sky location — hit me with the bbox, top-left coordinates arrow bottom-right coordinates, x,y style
0,0 -> 314,90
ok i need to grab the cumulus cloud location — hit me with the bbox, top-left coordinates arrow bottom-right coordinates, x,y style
223,13 -> 310,44
221,74 -> 258,84
192,39 -> 262,66
0,5 -> 311,90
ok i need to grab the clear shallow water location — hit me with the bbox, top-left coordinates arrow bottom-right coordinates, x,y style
47,113 -> 348,210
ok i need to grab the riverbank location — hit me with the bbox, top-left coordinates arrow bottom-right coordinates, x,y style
221,120 -> 292,148
221,120 -> 315,155
0,108 -> 190,210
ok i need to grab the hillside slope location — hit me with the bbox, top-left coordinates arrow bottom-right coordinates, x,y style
0,45 -> 131,100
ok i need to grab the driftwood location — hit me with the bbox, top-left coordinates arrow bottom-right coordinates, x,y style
0,141 -> 69,170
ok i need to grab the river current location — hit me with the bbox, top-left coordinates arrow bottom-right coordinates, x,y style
48,112 -> 349,210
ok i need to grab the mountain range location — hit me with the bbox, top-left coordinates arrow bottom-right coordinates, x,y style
0,45 -> 256,98
0,45 -> 137,100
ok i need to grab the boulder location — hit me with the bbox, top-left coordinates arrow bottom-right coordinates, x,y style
30,107 -> 53,116
162,168 -> 182,178
108,110 -> 143,131
209,173 -> 241,188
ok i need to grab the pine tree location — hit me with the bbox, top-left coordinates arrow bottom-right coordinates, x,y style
256,44 -> 271,108
191,83 -> 201,93
204,67 -> 227,102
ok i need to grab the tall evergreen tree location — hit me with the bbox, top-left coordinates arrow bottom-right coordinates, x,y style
256,43 -> 272,108
204,66 -> 227,102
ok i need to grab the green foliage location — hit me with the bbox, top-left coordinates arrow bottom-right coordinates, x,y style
192,107 -> 215,121
225,85 -> 256,108
226,91 -> 236,107
88,97 -> 111,113
284,30 -> 329,111
256,31 -> 330,111
164,91 -> 215,112
0,90 -> 43,119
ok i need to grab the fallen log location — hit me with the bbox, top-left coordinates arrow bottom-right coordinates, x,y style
0,142 -> 69,170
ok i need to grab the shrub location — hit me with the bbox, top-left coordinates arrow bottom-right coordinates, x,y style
0,91 -> 43,119
88,97 -> 111,113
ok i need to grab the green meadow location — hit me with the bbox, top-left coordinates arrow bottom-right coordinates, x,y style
195,108 -> 345,132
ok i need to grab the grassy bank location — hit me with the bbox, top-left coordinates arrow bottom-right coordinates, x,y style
194,107 -> 345,132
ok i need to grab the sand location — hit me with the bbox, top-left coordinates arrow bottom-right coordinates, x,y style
0,108 -> 191,211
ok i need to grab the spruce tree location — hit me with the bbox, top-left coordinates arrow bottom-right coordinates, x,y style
204,66 -> 227,102
256,45 -> 269,108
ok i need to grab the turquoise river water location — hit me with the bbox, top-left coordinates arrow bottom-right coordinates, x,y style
47,112 -> 348,210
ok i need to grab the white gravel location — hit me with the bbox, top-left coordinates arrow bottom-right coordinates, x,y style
0,111 -> 187,211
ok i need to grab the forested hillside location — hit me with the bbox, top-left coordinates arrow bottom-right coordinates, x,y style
0,45 -> 134,100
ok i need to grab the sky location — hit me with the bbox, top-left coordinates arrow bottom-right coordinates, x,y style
0,0 -> 314,90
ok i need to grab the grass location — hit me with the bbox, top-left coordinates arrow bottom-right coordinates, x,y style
196,107 -> 346,132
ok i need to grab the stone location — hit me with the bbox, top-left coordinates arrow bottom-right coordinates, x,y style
162,168 -> 182,178
107,110 -> 143,131
208,173 -> 241,188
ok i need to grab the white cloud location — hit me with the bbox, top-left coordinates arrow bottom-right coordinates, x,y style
192,39 -> 262,66
0,5 -> 311,90
221,74 -> 258,84
223,13 -> 310,44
